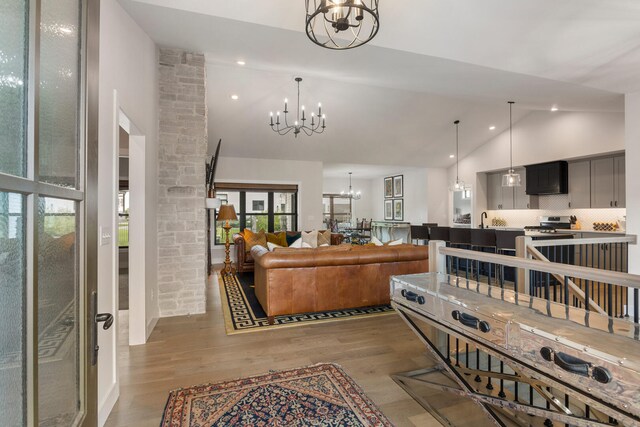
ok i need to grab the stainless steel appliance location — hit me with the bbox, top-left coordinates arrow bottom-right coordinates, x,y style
391,273 -> 639,427
524,215 -> 572,234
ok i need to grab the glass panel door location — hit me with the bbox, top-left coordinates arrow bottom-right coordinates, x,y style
0,0 -> 98,425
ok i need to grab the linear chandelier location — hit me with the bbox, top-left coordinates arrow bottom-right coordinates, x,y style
341,172 -> 361,199
305,0 -> 380,50
269,77 -> 326,138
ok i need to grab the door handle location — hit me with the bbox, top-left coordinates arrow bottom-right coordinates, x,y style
401,289 -> 425,305
614,201 -> 618,207
90,291 -> 114,366
610,201 -> 613,207
452,310 -> 491,332
540,347 -> 611,384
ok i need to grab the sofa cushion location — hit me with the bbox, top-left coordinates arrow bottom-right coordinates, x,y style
244,229 -> 267,253
285,232 -> 302,246
302,230 -> 318,248
317,229 -> 331,246
267,231 -> 288,247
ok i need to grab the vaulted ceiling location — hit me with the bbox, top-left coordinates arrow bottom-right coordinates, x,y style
120,0 -> 637,168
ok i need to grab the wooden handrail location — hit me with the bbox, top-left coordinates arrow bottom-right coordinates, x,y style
527,245 -> 607,315
438,246 -> 640,290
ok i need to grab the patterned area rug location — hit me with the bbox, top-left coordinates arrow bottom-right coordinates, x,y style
161,363 -> 393,427
218,273 -> 394,335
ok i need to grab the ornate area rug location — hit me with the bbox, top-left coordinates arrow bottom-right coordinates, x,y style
218,273 -> 394,335
161,363 -> 393,427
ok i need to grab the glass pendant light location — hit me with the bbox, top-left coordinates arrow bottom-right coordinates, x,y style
450,120 -> 466,191
502,101 -> 521,187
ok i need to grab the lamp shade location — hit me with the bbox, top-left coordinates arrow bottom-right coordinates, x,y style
216,204 -> 237,222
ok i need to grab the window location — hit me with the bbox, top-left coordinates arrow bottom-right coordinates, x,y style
323,194 -> 352,228
213,184 -> 298,245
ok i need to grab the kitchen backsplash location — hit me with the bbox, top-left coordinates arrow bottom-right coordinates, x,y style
486,194 -> 626,230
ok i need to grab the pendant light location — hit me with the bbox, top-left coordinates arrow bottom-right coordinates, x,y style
502,101 -> 521,187
450,120 -> 465,191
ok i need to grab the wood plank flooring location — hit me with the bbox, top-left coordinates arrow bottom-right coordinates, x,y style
104,272 -> 444,426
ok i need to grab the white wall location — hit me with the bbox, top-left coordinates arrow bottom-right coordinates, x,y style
449,110 -> 625,224
97,0 -> 158,424
322,177 -> 374,221
211,156 -> 323,263
625,93 -> 640,292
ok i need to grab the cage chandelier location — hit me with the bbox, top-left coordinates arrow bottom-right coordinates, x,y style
305,0 -> 380,50
269,77 -> 326,138
341,172 -> 361,199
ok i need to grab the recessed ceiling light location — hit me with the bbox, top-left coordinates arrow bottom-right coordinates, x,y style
230,94 -> 239,100
489,126 -> 496,130
449,154 -> 455,158
550,106 -> 559,112
236,60 -> 246,66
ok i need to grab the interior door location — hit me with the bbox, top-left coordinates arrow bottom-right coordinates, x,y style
0,0 -> 100,425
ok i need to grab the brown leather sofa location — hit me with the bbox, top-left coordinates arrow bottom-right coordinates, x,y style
233,231 -> 344,273
252,244 -> 429,324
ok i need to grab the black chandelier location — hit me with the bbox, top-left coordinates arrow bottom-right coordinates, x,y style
305,0 -> 380,50
269,77 -> 326,138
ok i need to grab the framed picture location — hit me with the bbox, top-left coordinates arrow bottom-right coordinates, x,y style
393,175 -> 403,198
384,177 -> 393,198
384,200 -> 393,220
393,199 -> 404,221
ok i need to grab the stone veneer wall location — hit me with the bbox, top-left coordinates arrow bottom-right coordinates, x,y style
157,48 -> 207,316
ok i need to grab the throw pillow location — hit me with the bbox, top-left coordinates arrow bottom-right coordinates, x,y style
370,236 -> 384,246
243,229 -> 267,253
317,229 -> 331,246
267,242 -> 282,251
387,239 -> 403,246
267,231 -> 288,247
285,232 -> 302,246
289,238 -> 303,248
302,230 -> 318,248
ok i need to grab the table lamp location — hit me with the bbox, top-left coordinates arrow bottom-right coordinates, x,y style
217,204 -> 237,276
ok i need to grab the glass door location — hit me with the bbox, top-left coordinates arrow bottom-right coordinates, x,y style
0,0 -> 99,425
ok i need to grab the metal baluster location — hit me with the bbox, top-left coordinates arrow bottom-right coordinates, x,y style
455,338 -> 460,367
486,353 -> 493,390
446,334 -> 451,363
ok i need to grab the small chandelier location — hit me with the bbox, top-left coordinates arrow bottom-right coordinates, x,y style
502,101 -> 521,187
341,172 -> 361,199
305,0 -> 380,50
269,77 -> 325,138
450,120 -> 466,191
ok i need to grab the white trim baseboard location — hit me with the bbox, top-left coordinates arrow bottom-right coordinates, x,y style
146,316 -> 158,341
98,381 -> 119,427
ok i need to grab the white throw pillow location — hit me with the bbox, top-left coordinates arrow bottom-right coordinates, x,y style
302,230 -> 318,248
302,242 -> 313,248
289,238 -> 303,248
387,239 -> 403,246
370,236 -> 384,246
267,242 -> 282,251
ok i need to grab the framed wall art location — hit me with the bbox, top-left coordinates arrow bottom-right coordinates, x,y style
393,175 -> 403,198
384,200 -> 393,220
393,199 -> 404,221
384,177 -> 393,198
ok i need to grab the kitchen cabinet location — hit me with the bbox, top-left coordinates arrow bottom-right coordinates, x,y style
487,172 -> 503,210
591,155 -> 625,208
567,160 -> 591,208
514,167 -> 539,209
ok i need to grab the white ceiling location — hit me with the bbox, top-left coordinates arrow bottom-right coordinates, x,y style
119,0 -> 633,168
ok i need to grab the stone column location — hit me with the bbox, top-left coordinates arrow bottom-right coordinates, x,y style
156,48 -> 208,317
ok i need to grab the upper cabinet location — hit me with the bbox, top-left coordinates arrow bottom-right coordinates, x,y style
486,168 -> 538,210
567,160 -> 591,208
590,155 -> 625,208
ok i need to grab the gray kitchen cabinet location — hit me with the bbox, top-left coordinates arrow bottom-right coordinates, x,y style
487,172 -> 503,210
514,167 -> 538,209
568,160 -> 591,208
614,155 -> 625,208
590,157 -> 615,208
590,155 -> 625,208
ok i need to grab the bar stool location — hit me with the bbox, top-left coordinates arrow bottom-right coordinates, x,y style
449,228 -> 472,278
495,230 -> 524,288
410,225 -> 430,245
470,229 -> 497,285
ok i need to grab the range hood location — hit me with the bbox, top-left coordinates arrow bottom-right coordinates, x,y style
525,161 -> 568,195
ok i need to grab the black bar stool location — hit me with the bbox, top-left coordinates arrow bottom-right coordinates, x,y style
471,229 -> 497,285
410,225 -> 429,245
449,228 -> 472,278
495,230 -> 524,288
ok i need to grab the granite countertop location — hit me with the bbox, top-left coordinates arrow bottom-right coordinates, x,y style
555,229 -> 627,235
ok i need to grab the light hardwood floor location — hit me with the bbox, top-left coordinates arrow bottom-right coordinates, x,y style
104,272 -> 443,426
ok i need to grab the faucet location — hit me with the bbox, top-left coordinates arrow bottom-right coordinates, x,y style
480,211 -> 488,229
